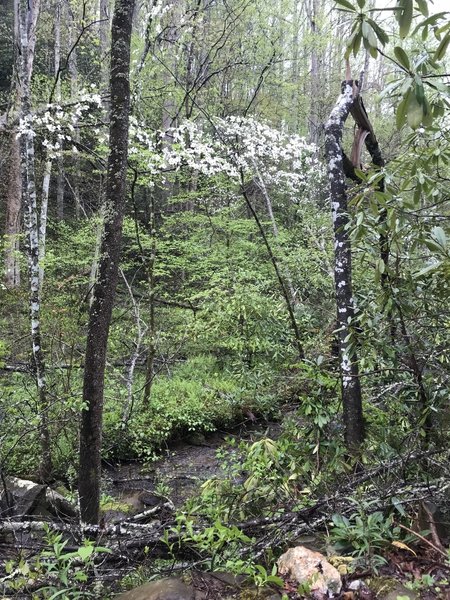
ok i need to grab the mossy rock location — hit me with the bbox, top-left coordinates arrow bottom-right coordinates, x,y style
367,577 -> 417,599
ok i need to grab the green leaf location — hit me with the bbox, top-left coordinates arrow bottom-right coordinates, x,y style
414,77 -> 425,107
362,21 -> 378,47
412,12 -> 448,36
415,0 -> 428,17
425,80 -> 450,95
422,96 -> 432,124
398,0 -> 413,38
435,22 -> 450,37
367,18 -> 389,45
434,31 -> 450,61
376,258 -> 385,274
78,545 -> 94,560
396,90 -> 410,129
414,263 -> 440,278
334,0 -> 357,10
353,30 -> 362,55
407,90 -> 423,129
394,46 -> 410,70
424,239 -> 444,253
431,226 -> 447,249
356,0 -> 365,8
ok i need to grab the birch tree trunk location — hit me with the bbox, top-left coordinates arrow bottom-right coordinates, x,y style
54,0 -> 64,224
39,0 -> 62,291
99,0 -> 110,109
78,0 -> 135,525
17,0 -> 52,480
324,80 -> 364,453
67,0 -> 81,218
307,0 -> 322,145
4,0 -> 23,288
4,132 -> 22,287
291,0 -> 300,130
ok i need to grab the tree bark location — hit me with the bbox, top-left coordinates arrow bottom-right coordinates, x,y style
67,0 -> 81,218
78,0 -> 135,525
307,0 -> 322,145
4,132 -> 22,287
324,80 -> 364,453
4,0 -> 23,288
39,0 -> 62,291
99,0 -> 110,111
17,0 -> 52,480
143,190 -> 157,404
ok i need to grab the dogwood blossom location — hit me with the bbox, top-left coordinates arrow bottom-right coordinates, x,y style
128,116 -> 323,200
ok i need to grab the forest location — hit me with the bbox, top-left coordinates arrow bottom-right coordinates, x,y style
0,0 -> 449,597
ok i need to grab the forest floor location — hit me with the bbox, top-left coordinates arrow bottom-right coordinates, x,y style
2,410 -> 450,599
99,415 -> 450,600
103,416 -> 284,519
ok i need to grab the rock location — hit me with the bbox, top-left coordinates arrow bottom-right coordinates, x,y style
0,478 -> 79,519
116,578 -> 194,600
140,491 -> 163,507
278,546 -> 342,596
1,477 -> 46,517
45,489 -> 78,519
372,582 -> 417,600
0,488 -> 14,517
186,432 -> 206,446
348,580 -> 364,591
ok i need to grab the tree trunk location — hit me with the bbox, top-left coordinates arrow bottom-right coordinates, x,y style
143,190 -> 157,404
39,0 -> 62,291
67,0 -> 81,218
78,0 -> 135,525
4,132 -> 22,288
39,158 -> 51,293
324,80 -> 364,453
121,268 -> 147,423
99,0 -> 110,110
17,0 -> 52,480
307,0 -> 322,145
253,161 -> 297,305
4,0 -> 23,288
239,172 -> 305,360
291,0 -> 300,130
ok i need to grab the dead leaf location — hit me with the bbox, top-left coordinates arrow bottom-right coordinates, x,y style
392,541 -> 417,556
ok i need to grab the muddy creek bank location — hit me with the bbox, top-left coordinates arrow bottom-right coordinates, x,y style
103,419 -> 283,519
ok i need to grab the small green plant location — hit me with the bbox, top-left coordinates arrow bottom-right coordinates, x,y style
247,563 -> 284,590
328,498 -> 401,572
1,524 -> 111,598
404,573 -> 449,594
154,479 -> 171,498
162,515 -> 252,571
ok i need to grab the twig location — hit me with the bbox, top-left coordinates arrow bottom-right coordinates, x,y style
397,523 -> 448,559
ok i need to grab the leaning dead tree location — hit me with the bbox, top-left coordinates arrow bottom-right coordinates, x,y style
324,77 -> 384,453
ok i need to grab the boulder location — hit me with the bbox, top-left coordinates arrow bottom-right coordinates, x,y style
45,489 -> 78,519
0,478 -> 78,519
116,578 -> 194,600
0,477 -> 46,517
278,546 -> 342,596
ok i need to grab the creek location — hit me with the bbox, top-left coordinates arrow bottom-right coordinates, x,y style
103,419 -> 283,520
